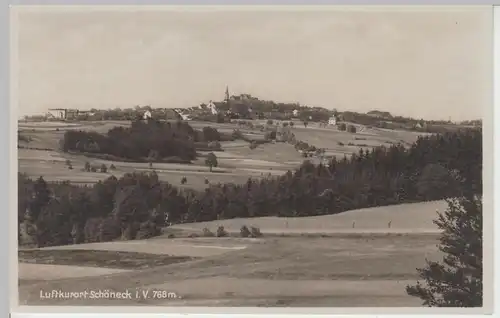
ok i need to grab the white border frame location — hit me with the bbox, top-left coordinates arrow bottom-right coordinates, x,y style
5,3 -> 498,317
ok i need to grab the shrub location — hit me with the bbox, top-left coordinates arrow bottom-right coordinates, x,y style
347,125 -> 357,133
90,166 -> 97,172
100,164 -> 108,173
208,141 -> 222,150
338,123 -> 347,131
240,225 -> 251,238
216,225 -> 228,237
84,161 -> 91,172
188,233 -> 200,238
266,130 -> 277,140
167,233 -> 175,239
249,141 -> 258,150
65,159 -> 71,166
204,178 -> 209,185
338,142 -> 345,146
250,226 -> 262,237
266,119 -> 274,125
202,227 -> 215,237
109,164 -> 116,170
202,126 -> 222,141
68,164 -> 73,170
181,177 -> 187,185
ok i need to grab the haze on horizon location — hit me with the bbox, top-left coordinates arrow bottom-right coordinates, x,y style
12,6 -> 492,121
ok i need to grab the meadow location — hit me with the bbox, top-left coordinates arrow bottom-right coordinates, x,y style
18,119 -> 427,190
18,201 -> 446,307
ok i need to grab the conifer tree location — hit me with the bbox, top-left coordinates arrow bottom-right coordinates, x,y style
30,176 -> 51,221
406,193 -> 482,307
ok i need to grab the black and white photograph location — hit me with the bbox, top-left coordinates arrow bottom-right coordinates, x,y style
13,6 -> 490,308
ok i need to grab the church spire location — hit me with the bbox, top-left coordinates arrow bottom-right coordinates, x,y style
225,85 -> 230,102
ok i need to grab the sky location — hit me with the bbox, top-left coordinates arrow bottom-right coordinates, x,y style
12,6 -> 492,121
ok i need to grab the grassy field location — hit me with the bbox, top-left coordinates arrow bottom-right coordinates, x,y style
18,119 -> 429,190
291,123 -> 429,157
19,249 -> 196,270
19,263 -> 131,282
18,201 -> 446,307
18,235 -> 441,307
171,200 -> 447,235
17,120 -> 443,307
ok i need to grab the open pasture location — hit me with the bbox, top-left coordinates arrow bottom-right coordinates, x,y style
18,148 -> 275,188
291,124 -> 427,157
18,119 -> 431,190
18,199 -> 445,306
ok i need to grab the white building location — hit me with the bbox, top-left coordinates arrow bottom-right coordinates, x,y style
47,108 -> 67,120
143,110 -> 152,120
180,113 -> 192,121
328,116 -> 337,126
173,109 -> 192,121
207,101 -> 219,115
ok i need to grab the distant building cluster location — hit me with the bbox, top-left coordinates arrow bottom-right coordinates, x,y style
46,108 -> 95,120
40,86 -> 343,126
169,86 -> 310,122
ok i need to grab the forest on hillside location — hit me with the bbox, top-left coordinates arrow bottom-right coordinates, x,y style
18,127 -> 482,248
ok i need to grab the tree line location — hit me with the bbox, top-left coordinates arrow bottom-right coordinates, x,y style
18,128 -> 481,248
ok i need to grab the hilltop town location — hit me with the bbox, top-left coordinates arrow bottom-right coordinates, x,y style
26,87 -> 480,135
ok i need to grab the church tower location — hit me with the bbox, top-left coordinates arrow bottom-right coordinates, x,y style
224,85 -> 230,103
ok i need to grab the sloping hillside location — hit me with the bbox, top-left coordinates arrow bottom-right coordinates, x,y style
171,200 -> 448,235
